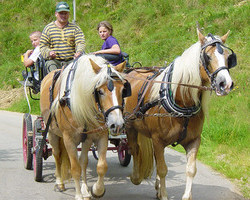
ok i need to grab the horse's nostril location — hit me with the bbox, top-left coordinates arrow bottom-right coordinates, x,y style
110,124 -> 115,129
219,81 -> 225,91
230,82 -> 234,91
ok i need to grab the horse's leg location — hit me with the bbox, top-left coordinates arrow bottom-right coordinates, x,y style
79,138 -> 92,200
91,134 -> 108,198
63,133 -> 83,200
182,137 -> 200,200
48,133 -> 65,191
152,137 -> 168,200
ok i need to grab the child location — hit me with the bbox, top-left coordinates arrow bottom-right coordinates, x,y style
23,31 -> 41,67
93,21 -> 124,66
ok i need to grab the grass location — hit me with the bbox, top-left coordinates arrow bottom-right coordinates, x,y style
7,96 -> 41,115
0,0 -> 249,198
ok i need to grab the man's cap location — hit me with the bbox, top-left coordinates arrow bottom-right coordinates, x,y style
56,2 -> 70,12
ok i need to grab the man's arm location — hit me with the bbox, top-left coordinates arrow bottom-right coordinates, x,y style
39,26 -> 52,59
74,26 -> 86,56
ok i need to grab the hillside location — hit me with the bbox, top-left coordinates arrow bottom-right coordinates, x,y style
0,0 -> 249,197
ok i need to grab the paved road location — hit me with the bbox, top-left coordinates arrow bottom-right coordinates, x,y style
0,110 -> 246,200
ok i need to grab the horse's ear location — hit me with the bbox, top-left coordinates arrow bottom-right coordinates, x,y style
89,58 -> 101,74
114,61 -> 126,73
197,28 -> 206,46
221,30 -> 230,43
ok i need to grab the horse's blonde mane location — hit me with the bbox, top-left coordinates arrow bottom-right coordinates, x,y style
150,41 -> 210,116
171,41 -> 202,105
53,54 -> 123,127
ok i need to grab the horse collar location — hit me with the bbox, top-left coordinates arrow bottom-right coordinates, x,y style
159,62 -> 201,117
60,58 -> 79,109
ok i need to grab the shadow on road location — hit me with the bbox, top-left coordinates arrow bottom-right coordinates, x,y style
38,152 -> 246,200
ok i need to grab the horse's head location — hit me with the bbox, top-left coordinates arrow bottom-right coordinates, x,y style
198,29 -> 236,96
90,59 -> 131,134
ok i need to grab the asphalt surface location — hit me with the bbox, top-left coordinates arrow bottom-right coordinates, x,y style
0,110 -> 247,200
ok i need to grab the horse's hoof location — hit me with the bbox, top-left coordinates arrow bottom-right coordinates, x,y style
75,194 -> 83,200
130,176 -> 142,185
182,194 -> 192,200
156,191 -> 160,199
91,186 -> 106,198
54,184 -> 66,192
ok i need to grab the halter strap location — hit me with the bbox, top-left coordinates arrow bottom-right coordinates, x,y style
201,38 -> 222,50
104,105 -> 123,120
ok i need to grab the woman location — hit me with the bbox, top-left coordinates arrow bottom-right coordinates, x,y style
93,21 -> 124,66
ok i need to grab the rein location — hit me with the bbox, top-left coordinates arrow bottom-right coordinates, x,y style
124,72 -> 213,92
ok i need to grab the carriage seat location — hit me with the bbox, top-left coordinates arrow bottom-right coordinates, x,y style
96,52 -> 131,68
20,54 -> 46,94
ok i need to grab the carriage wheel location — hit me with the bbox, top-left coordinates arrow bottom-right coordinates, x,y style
33,118 -> 44,182
22,113 -> 33,170
118,139 -> 131,166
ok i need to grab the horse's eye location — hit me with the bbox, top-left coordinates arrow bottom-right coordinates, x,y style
98,89 -> 104,96
205,53 -> 211,63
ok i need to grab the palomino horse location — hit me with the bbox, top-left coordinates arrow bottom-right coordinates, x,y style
123,29 -> 236,200
40,55 -> 129,200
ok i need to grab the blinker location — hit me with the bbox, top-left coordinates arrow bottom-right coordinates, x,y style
107,79 -> 114,92
122,80 -> 132,98
216,43 -> 223,54
227,51 -> 237,69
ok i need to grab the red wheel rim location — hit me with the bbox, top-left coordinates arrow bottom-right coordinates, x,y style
33,131 -> 37,175
118,144 -> 126,161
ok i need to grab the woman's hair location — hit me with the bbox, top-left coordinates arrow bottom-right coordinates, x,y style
30,31 -> 42,38
97,21 -> 113,35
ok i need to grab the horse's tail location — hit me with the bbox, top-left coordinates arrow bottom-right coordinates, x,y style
59,138 -> 71,181
137,132 -> 154,180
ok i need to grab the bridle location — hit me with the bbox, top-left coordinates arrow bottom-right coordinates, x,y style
200,33 -> 237,89
93,65 -> 131,121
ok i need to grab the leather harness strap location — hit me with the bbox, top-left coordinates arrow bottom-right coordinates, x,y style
38,70 -> 62,157
133,71 -> 160,115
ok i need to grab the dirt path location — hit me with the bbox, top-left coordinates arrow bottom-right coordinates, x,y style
0,88 -> 24,109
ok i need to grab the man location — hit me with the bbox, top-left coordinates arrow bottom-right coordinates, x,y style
40,1 -> 85,73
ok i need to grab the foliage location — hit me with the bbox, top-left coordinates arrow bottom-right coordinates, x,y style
0,0 -> 249,197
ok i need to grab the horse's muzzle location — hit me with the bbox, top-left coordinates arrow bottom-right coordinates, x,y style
215,77 -> 234,96
109,122 -> 125,136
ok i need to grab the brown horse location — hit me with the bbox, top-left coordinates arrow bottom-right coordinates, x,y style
123,29 -> 236,200
40,55 -> 128,200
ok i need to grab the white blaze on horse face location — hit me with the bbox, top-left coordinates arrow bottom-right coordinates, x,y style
106,86 -> 124,131
214,49 -> 233,94
111,87 -> 123,117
